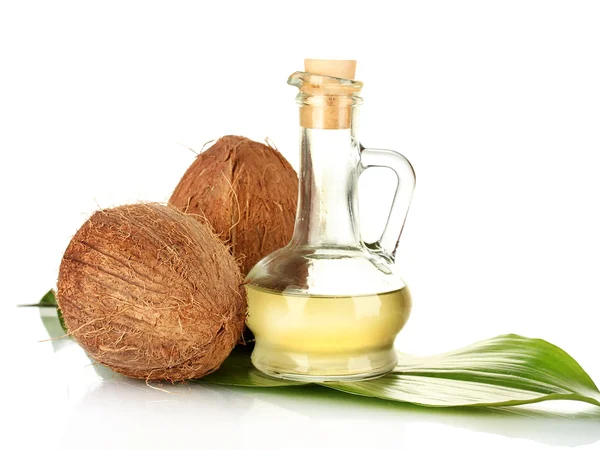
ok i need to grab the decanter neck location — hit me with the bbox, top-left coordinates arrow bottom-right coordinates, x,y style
288,71 -> 364,130
290,127 -> 362,248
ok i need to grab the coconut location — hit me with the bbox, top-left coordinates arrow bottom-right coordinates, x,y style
169,136 -> 298,275
57,203 -> 246,382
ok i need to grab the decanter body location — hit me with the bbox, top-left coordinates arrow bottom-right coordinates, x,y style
246,60 -> 416,381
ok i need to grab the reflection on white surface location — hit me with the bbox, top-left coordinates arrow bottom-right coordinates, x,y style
7,309 -> 600,450
61,373 -> 600,450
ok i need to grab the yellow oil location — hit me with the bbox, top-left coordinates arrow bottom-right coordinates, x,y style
246,285 -> 412,381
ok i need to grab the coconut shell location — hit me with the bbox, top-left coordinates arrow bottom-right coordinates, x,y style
57,203 -> 246,382
169,136 -> 298,275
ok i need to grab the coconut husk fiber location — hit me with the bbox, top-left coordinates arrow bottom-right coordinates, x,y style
169,136 -> 298,275
57,203 -> 246,382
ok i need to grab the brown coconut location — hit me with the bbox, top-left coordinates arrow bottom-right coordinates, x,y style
57,203 -> 246,382
169,136 -> 298,275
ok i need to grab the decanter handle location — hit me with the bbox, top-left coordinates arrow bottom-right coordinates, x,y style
360,147 -> 416,260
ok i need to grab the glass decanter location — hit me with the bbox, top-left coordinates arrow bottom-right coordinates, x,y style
245,59 -> 416,381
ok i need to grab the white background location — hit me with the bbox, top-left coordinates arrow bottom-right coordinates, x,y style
1,1 -> 600,449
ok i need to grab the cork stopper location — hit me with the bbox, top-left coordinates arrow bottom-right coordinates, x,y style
298,59 -> 361,130
304,59 -> 356,80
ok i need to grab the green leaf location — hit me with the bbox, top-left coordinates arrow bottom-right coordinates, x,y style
201,335 -> 600,409
20,289 -> 58,307
323,335 -> 600,408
